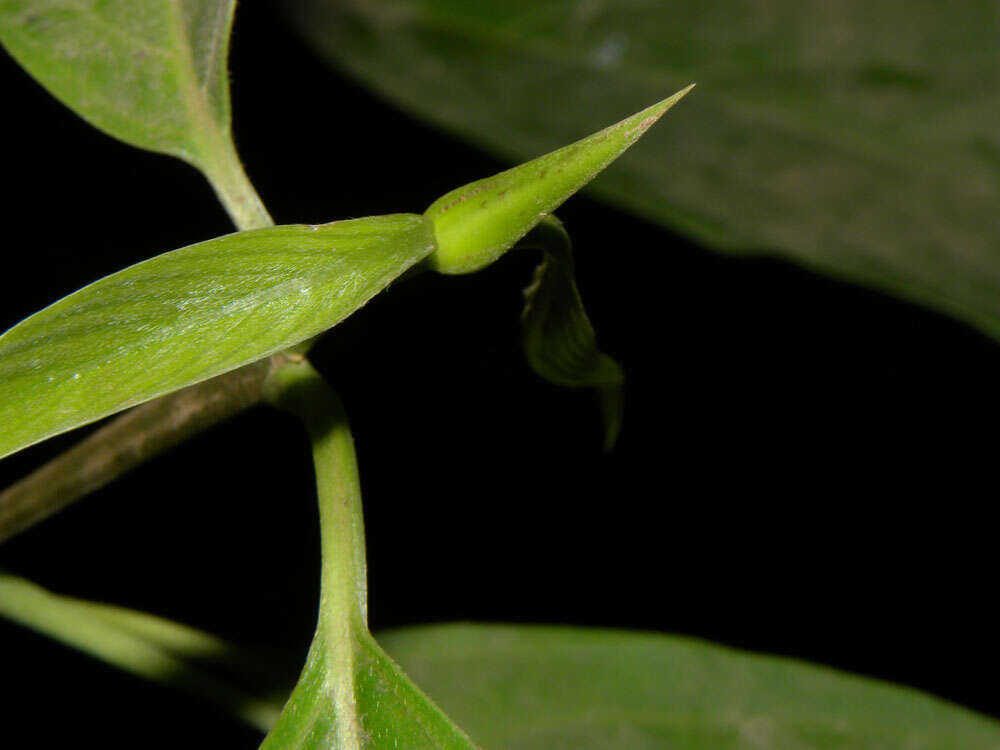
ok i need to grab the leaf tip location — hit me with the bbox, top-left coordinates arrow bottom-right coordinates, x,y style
629,84 -> 696,139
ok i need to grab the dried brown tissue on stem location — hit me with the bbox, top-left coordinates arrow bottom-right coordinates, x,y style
0,359 -> 273,545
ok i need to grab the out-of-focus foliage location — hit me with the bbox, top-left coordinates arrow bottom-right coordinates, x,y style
291,0 -> 1000,339
383,624 -> 1000,749
0,572 -> 286,732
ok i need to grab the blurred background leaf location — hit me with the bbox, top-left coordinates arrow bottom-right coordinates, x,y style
383,624 -> 1000,748
0,572 -> 288,732
289,0 -> 1000,339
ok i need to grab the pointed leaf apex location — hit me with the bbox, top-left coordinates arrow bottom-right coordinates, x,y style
425,86 -> 693,275
636,84 -> 696,133
615,84 -> 695,148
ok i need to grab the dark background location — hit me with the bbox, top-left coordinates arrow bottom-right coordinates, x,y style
2,2 -> 999,746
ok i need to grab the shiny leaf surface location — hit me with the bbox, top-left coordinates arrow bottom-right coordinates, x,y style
0,215 -> 436,459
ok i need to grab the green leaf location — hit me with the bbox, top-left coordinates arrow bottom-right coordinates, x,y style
381,623 -> 1000,749
262,360 -> 476,749
421,91 -> 686,444
425,87 -> 692,274
0,571 -> 286,732
290,0 -> 1000,341
263,627 -> 478,749
0,0 -> 270,228
0,0 -> 232,160
519,216 -> 623,450
0,214 -> 436,460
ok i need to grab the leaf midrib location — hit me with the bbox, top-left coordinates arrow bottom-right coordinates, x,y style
166,0 -> 229,168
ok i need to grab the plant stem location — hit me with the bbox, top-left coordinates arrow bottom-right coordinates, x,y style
0,360 -> 272,545
264,356 -> 368,628
264,356 -> 367,748
203,136 -> 274,231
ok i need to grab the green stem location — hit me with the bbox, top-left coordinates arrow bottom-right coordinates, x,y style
203,136 -> 274,231
264,356 -> 367,748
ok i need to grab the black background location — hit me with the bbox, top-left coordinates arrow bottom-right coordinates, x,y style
2,2 -> 999,746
